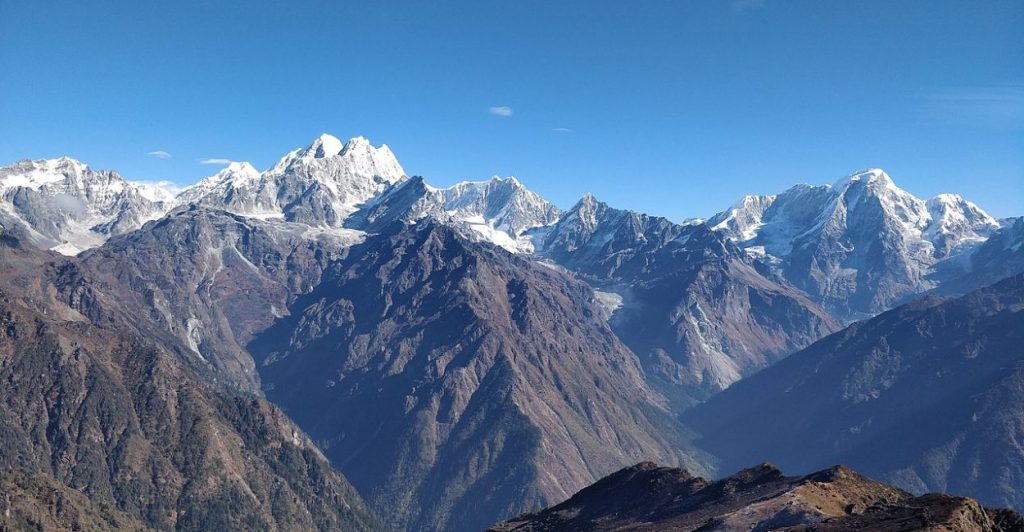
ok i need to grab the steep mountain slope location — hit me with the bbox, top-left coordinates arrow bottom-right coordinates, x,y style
0,227 -> 381,531
252,221 -> 706,531
684,274 -> 1024,509
0,470 -> 149,531
70,205 -> 359,392
536,194 -> 839,400
179,134 -> 406,226
491,462 -> 1023,531
707,169 -> 1002,319
0,157 -> 174,254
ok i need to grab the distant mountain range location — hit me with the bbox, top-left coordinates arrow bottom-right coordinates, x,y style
0,133 -> 1021,530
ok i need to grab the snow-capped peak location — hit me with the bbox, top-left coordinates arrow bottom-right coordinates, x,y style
577,192 -> 600,209
435,175 -> 560,252
924,192 -> 1000,256
212,161 -> 260,183
0,157 -> 91,190
705,168 -> 1005,317
0,157 -> 174,254
180,133 -> 407,228
306,133 -> 345,159
270,134 -> 405,182
710,194 -> 776,241
834,168 -> 893,188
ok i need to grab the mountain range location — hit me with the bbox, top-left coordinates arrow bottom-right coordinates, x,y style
0,133 -> 1021,530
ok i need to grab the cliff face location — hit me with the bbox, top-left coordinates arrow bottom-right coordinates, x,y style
252,221 -> 709,531
0,227 -> 381,531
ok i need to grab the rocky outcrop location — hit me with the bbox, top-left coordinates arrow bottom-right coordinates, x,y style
491,462 -> 1022,531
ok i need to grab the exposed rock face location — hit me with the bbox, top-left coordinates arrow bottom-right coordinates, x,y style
684,274 -> 1024,510
69,206 -> 357,392
707,169 -> 1002,320
252,221 -> 706,531
934,217 -> 1024,297
351,175 -> 559,252
491,462 -> 1022,531
0,227 -> 381,531
435,176 -> 560,251
178,134 -> 406,226
0,157 -> 175,254
537,194 -> 839,400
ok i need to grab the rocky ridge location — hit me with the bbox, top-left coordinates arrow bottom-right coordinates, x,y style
491,461 -> 1022,531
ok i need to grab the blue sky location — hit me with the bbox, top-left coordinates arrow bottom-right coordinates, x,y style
1,0 -> 1021,218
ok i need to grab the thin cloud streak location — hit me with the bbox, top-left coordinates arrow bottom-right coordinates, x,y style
489,106 -> 513,117
199,158 -> 234,165
923,83 -> 1024,126
147,150 -> 171,159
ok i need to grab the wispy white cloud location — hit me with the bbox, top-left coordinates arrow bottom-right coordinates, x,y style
552,127 -> 572,133
489,106 -> 514,117
147,150 -> 171,159
923,83 -> 1024,126
199,158 -> 234,165
730,0 -> 765,12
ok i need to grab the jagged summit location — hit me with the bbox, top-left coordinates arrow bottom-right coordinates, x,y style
192,161 -> 261,187
267,133 -> 404,180
0,157 -> 175,254
833,167 -> 896,189
307,132 -> 345,158
707,168 -> 1003,318
180,133 -> 407,226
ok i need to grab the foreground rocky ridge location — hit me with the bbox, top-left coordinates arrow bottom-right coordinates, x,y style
492,461 -> 1023,531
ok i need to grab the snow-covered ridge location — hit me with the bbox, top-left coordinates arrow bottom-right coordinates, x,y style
437,175 -> 560,252
0,134 -> 558,256
349,174 -> 560,253
706,168 -> 1003,317
0,157 -> 177,254
179,134 -> 406,226
710,168 -> 1001,258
